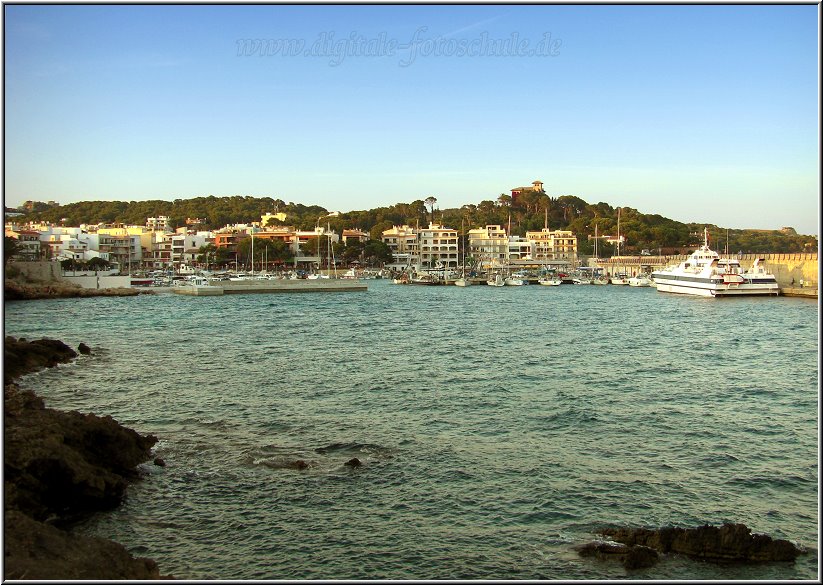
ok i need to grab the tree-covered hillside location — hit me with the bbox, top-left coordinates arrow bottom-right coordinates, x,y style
15,194 -> 818,255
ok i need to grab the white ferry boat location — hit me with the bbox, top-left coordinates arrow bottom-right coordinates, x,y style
651,229 -> 779,297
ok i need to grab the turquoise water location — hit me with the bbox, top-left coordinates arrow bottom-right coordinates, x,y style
4,281 -> 819,580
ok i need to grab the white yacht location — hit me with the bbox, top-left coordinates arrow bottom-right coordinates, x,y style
538,276 -> 562,286
628,274 -> 653,287
651,229 -> 779,297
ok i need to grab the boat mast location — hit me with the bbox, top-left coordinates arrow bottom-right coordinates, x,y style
461,218 -> 465,278
616,207 -> 621,257
507,213 -> 512,276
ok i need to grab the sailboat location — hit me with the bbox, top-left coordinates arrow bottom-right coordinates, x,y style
486,255 -> 505,287
487,270 -> 505,287
454,219 -> 473,287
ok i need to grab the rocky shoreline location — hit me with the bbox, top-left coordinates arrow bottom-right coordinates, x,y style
575,523 -> 806,570
4,279 -> 149,300
3,336 -> 171,579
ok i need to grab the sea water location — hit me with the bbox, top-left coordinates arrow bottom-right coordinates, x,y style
4,281 -> 819,580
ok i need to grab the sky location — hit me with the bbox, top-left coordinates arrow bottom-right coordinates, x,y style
3,4 -> 820,235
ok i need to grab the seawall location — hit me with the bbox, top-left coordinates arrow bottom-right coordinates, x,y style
6,261 -> 64,282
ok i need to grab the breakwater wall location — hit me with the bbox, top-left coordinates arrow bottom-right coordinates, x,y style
62,275 -> 133,289
6,261 -> 63,282
588,253 -> 818,289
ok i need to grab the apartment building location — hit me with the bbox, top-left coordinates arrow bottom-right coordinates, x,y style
146,216 -> 171,231
381,225 -> 419,270
4,229 -> 43,260
468,225 -> 509,268
418,223 -> 458,269
525,228 -> 578,262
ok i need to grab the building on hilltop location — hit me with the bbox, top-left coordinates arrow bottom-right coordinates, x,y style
510,180 -> 545,203
261,212 -> 288,227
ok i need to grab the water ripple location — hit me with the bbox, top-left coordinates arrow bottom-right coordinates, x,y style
4,283 -> 817,580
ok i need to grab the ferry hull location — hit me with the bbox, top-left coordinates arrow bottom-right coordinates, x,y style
653,279 -> 779,297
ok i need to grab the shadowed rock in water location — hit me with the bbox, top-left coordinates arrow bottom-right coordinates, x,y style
574,541 -> 659,570
4,336 -> 78,383
3,337 -> 170,579
599,523 -> 803,562
3,510 -> 164,580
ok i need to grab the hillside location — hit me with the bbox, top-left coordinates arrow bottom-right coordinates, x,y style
13,195 -> 818,254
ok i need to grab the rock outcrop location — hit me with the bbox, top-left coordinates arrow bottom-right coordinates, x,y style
574,540 -> 659,569
3,336 -> 170,579
4,336 -> 79,383
598,523 -> 803,563
4,279 -> 143,300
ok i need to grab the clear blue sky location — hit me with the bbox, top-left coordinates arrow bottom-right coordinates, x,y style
4,4 -> 820,235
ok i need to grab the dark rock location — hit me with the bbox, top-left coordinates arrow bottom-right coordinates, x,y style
4,280 -> 141,301
575,540 -> 630,557
599,523 -> 803,562
3,509 -> 171,579
623,545 -> 659,569
153,457 -> 166,467
4,395 -> 158,523
77,343 -> 91,355
574,541 -> 659,570
3,337 -> 168,579
4,337 -> 78,384
344,457 -> 362,468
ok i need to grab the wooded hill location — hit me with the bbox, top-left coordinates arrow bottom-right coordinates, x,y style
14,195 -> 817,255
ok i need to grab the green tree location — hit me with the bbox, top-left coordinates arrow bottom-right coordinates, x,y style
86,257 -> 110,271
424,196 -> 437,224
362,240 -> 393,267
4,236 -> 21,265
237,237 -> 292,269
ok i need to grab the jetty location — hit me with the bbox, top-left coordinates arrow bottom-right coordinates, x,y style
220,279 -> 367,294
778,287 -> 817,299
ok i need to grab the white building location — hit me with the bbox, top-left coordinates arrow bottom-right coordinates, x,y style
146,216 -> 171,232
525,228 -> 578,263
381,225 -> 419,270
468,225 -> 509,268
418,223 -> 459,269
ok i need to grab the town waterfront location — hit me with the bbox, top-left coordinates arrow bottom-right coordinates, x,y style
4,281 -> 819,580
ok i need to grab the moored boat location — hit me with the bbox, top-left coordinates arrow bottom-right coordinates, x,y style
487,272 -> 505,287
172,275 -> 224,296
628,274 -> 653,287
651,228 -> 779,297
538,276 -> 562,286
504,274 -> 527,286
